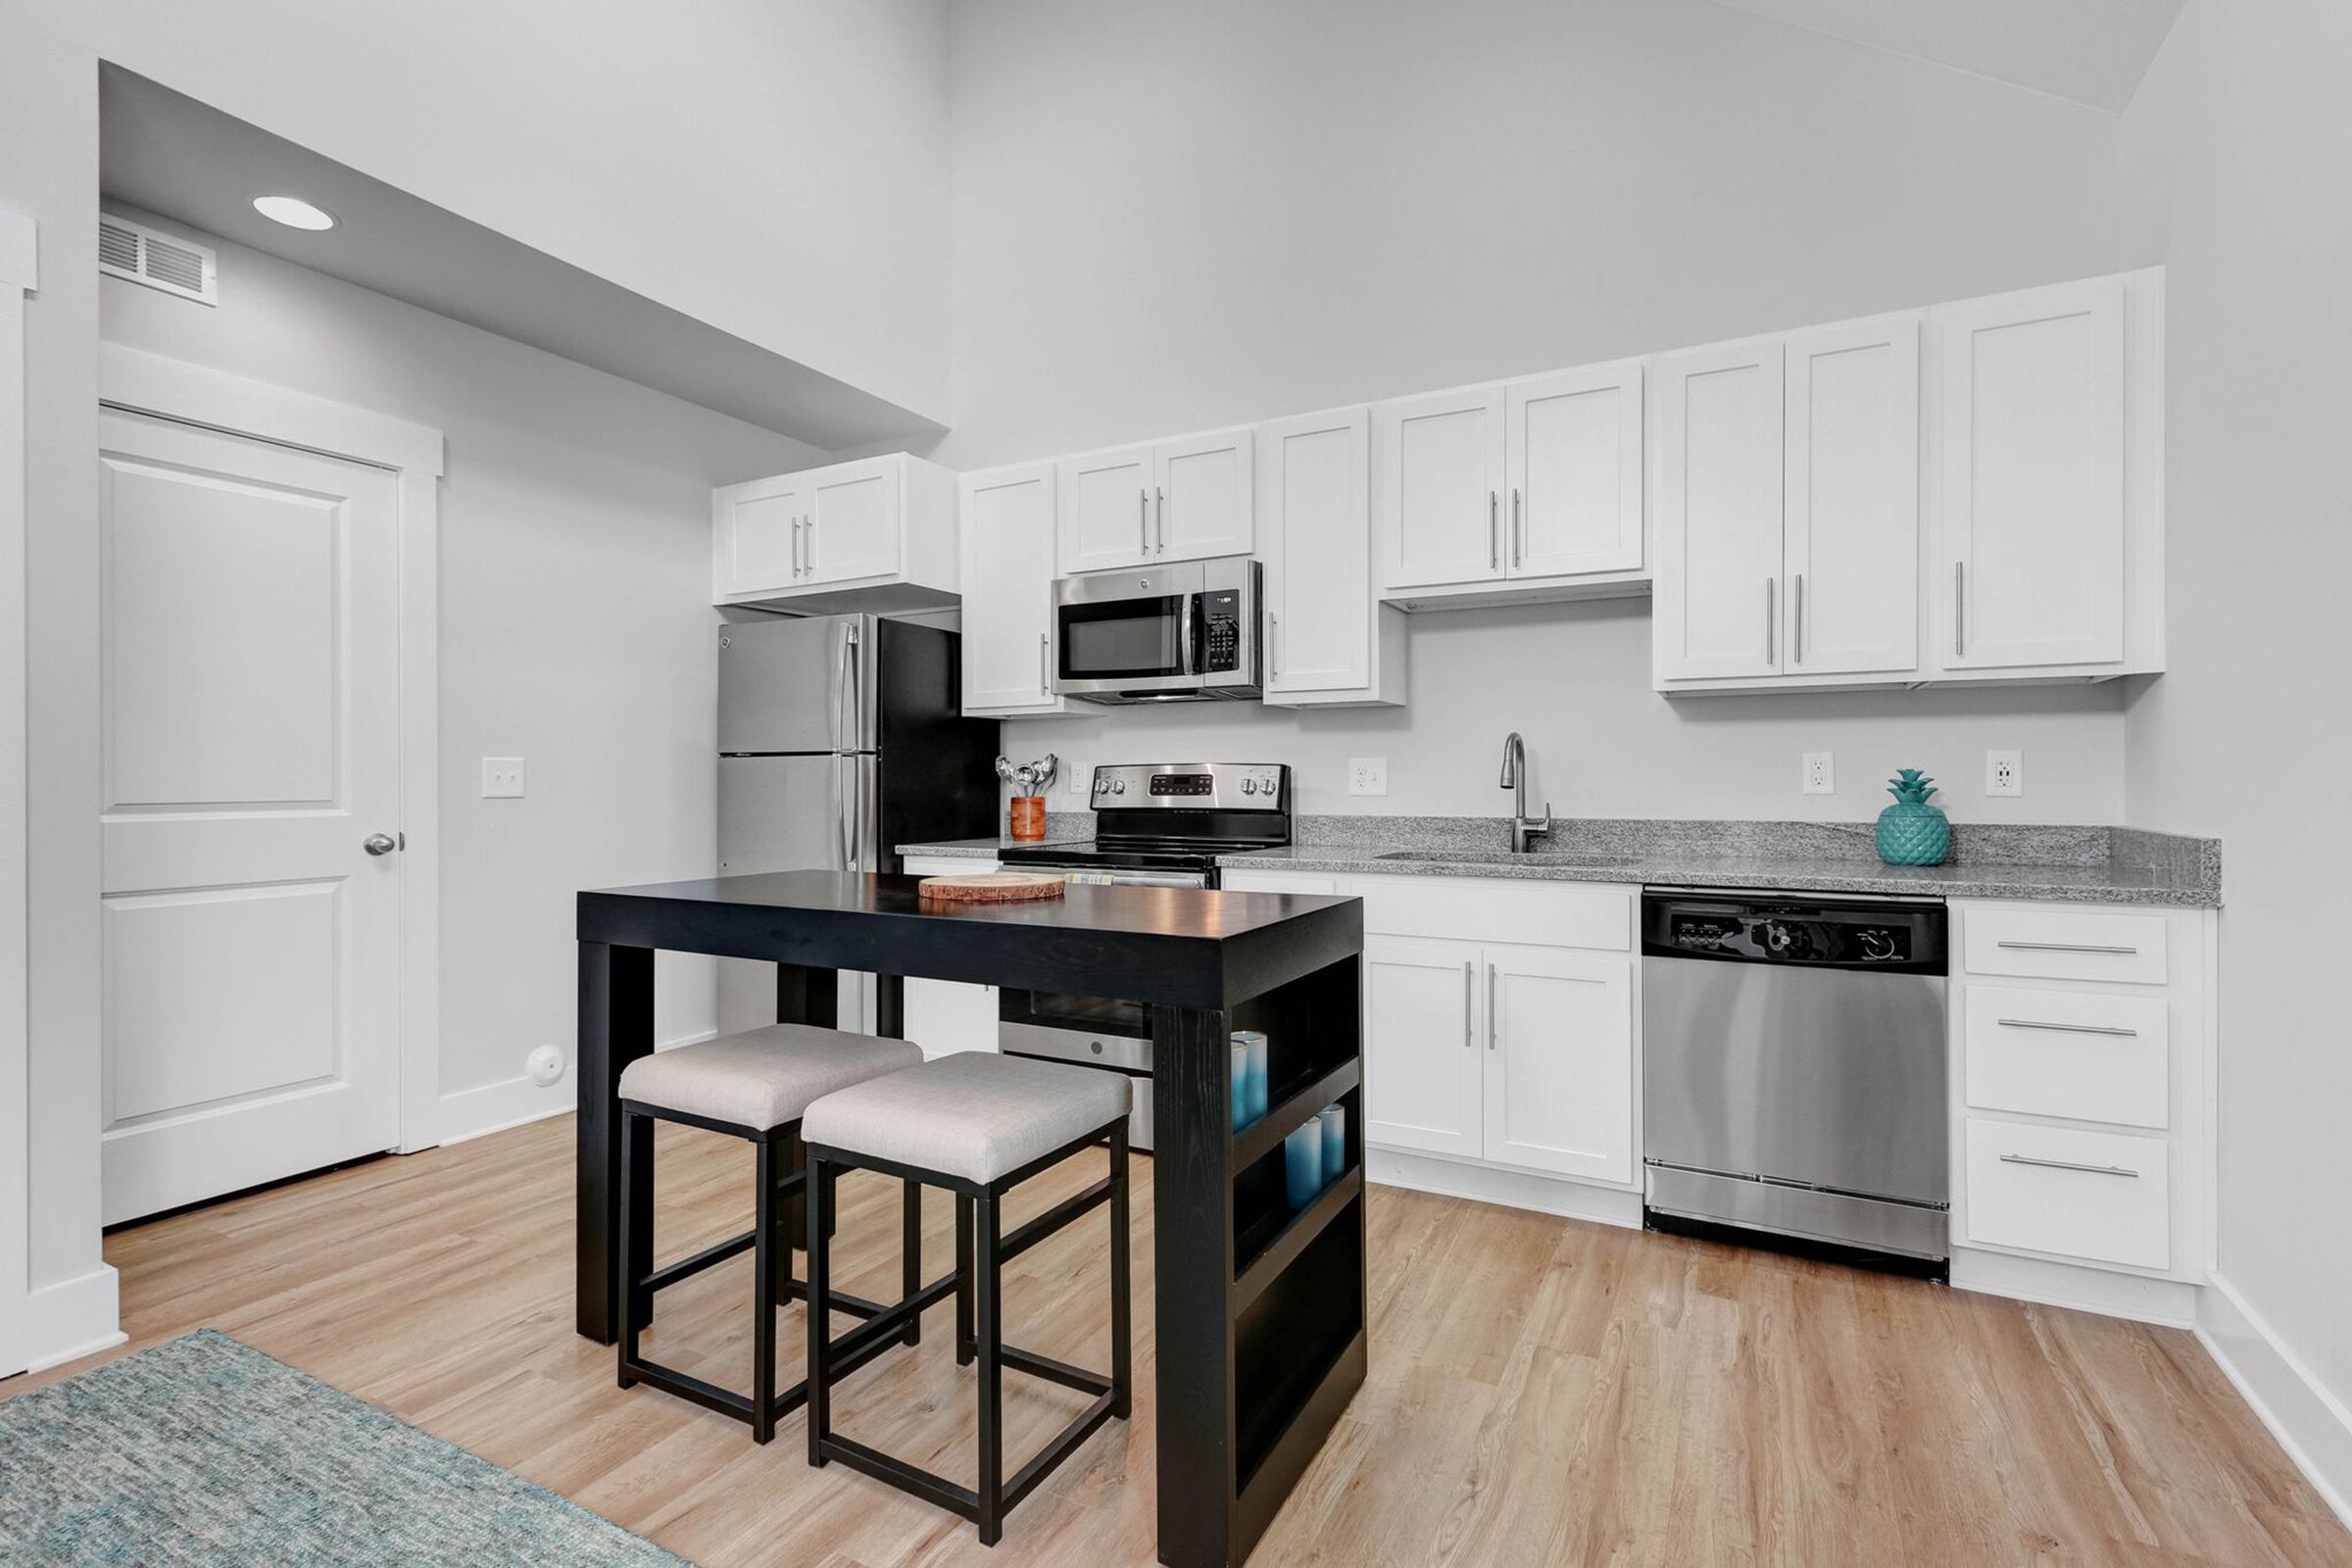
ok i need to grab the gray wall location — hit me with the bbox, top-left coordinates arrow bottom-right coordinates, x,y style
933,0 -> 2133,821
101,209 -> 824,1130
2120,0 -> 2352,1483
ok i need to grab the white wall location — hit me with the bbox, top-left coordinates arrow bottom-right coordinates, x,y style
2120,0 -> 2352,1511
944,0 -> 2132,822
101,210 -> 823,1130
63,0 -> 952,423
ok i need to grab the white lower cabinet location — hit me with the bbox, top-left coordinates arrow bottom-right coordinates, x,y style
1484,945 -> 1635,1184
1963,1118 -> 2171,1271
1363,935 -> 1485,1159
899,857 -> 1003,1058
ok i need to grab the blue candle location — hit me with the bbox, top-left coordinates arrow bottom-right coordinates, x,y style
1284,1122 -> 1322,1208
1318,1104 -> 1346,1185
1235,1031 -> 1269,1123
1230,1043 -> 1249,1130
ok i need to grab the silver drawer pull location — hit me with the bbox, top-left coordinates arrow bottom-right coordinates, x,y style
1995,940 -> 2137,956
1996,1017 -> 2139,1038
1999,1152 -> 2140,1179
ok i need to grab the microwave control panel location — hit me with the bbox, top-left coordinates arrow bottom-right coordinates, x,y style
1200,589 -> 1241,672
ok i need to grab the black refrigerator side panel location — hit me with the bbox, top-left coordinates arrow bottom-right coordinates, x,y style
873,617 -> 1001,868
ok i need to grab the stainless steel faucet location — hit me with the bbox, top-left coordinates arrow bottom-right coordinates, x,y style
1498,731 -> 1552,854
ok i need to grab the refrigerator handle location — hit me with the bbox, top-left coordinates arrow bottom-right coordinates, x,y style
832,621 -> 861,753
839,755 -> 858,871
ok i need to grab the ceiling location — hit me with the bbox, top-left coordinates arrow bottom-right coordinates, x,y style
99,67 -> 942,451
1710,0 -> 2188,111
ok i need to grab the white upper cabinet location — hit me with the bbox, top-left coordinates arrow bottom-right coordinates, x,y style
959,462 -> 1069,716
1507,361 -> 1644,579
1783,315 -> 1919,677
712,452 -> 957,612
1257,407 -> 1407,708
1652,338 -> 1784,681
1379,384 -> 1506,590
1935,275 -> 2129,670
1057,428 -> 1253,574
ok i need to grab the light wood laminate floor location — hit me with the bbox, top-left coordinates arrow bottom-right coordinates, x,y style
12,1115 -> 2347,1566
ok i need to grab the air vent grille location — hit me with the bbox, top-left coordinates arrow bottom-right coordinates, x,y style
97,214 -> 218,306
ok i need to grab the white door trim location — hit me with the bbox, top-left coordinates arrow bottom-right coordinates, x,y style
1,208 -> 35,1375
98,343 -> 445,1156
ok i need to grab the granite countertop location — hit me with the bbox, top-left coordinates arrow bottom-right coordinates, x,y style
902,817 -> 2222,907
895,835 -> 1089,859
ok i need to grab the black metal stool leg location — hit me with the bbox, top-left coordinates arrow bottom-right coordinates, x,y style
955,1193 -> 975,1366
975,1190 -> 1004,1546
751,1128 -> 780,1444
1109,1126 -> 1132,1420
806,1157 -> 835,1468
616,1107 -> 642,1389
902,1177 -> 923,1348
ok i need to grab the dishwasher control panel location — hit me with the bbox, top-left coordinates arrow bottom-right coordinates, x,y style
1645,895 -> 1945,973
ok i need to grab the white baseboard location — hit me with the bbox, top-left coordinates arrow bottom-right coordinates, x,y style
1367,1148 -> 1643,1230
435,1029 -> 717,1147
2196,1273 -> 2352,1534
1948,1246 -> 2199,1327
24,1264 -> 124,1373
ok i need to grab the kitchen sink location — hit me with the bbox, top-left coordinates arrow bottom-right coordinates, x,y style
1374,850 -> 1637,867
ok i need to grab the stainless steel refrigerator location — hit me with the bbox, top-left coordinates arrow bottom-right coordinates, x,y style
715,613 -> 998,1036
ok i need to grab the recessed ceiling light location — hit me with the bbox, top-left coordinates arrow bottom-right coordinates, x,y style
252,195 -> 336,231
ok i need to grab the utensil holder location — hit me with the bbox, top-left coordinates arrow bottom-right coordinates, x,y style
1007,795 -> 1047,841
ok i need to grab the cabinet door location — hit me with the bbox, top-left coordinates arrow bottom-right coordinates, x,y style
1506,361 -> 1643,579
712,474 -> 805,599
805,457 -> 902,585
1652,340 -> 1784,681
1153,426 -> 1254,562
959,463 -> 1062,713
903,978 -> 1001,1061
1481,946 -> 1634,1183
1784,316 -> 1919,675
1362,935 -> 1485,1159
1057,444 -> 1154,573
1258,407 -> 1370,697
1937,276 -> 2126,669
1378,384 -> 1506,589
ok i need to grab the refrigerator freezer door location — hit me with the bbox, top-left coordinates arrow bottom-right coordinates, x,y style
718,616 -> 858,755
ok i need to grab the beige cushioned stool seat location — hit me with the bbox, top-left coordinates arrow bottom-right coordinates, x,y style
617,1023 -> 921,1131
802,1051 -> 1131,1184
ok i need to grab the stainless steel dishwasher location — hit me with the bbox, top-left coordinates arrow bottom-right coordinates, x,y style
1642,889 -> 1949,1270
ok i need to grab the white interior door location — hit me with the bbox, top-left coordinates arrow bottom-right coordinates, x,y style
1506,361 -> 1643,579
98,409 -> 405,1224
1362,935 -> 1485,1158
1652,340 -> 1785,681
1481,945 -> 1634,1184
1784,316 -> 1920,675
1378,384 -> 1506,589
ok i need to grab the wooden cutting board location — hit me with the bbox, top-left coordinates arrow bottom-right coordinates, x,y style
916,871 -> 1067,903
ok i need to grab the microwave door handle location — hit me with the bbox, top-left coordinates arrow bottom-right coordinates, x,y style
1185,593 -> 1205,676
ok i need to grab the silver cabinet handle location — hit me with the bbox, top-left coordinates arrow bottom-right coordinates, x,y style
1999,1152 -> 2139,1179
1486,963 -> 1496,1052
1764,577 -> 1776,666
1269,612 -> 1281,679
1995,940 -> 2138,956
1039,631 -> 1050,695
1487,490 -> 1499,569
1511,487 -> 1524,568
1462,960 -> 1474,1048
1793,573 -> 1805,664
363,832 -> 397,857
1954,562 -> 1965,657
805,514 -> 817,574
1139,489 -> 1150,555
790,516 -> 803,577
1155,486 -> 1166,554
1997,1017 -> 2139,1038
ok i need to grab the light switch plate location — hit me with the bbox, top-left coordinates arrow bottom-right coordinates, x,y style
1802,752 -> 1836,795
481,757 -> 525,798
1348,758 -> 1388,797
1986,750 -> 2023,797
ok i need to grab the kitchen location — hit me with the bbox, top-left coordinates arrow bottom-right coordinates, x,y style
2,2 -> 2347,1566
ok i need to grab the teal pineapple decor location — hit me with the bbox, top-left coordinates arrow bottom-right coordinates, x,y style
1876,768 -> 1951,866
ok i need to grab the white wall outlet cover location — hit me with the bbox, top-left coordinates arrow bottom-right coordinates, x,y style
1348,758 -> 1388,797
1986,750 -> 2023,797
526,1044 -> 565,1087
481,757 -> 525,798
1802,752 -> 1836,794
1066,762 -> 1090,796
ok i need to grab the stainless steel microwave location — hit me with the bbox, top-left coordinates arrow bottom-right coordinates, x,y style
1051,557 -> 1261,703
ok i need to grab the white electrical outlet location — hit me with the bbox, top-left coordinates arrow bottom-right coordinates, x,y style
1986,750 -> 2023,797
481,757 -> 525,798
1802,752 -> 1836,795
1348,758 -> 1388,797
1065,761 -> 1089,797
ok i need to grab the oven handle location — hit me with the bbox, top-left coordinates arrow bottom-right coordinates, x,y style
1054,868 -> 1213,889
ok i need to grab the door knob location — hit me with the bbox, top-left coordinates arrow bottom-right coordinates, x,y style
363,832 -> 398,857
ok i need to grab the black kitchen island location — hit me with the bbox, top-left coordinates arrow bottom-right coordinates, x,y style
575,870 -> 1366,1568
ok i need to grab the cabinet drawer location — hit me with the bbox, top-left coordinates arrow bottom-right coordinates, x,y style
1965,986 -> 2170,1129
1348,876 -> 1631,951
1964,1118 -> 2170,1270
1962,906 -> 2168,985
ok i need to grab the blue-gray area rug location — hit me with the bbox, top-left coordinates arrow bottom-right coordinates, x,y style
0,1328 -> 689,1566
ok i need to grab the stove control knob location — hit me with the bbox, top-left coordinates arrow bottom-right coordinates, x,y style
1110,779 -> 1126,795
1240,778 -> 1257,796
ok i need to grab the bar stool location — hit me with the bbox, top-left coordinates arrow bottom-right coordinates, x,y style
614,1021 -> 924,1443
801,1052 -> 1133,1546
